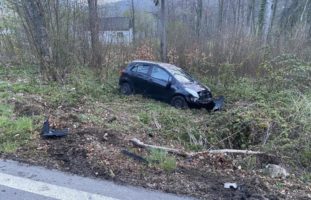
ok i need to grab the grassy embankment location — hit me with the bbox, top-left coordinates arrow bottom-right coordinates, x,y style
0,55 -> 310,179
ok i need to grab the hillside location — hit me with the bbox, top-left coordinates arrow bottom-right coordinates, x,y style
1,58 -> 310,199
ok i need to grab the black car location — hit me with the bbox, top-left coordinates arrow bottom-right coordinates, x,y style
119,60 -> 221,110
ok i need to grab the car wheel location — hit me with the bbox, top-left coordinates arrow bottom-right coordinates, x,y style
120,82 -> 133,95
171,96 -> 188,109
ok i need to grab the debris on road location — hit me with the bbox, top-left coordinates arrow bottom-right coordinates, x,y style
41,119 -> 68,138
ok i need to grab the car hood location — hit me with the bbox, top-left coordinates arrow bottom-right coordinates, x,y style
181,82 -> 208,92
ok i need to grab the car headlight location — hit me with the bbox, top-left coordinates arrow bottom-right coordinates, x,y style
185,88 -> 199,98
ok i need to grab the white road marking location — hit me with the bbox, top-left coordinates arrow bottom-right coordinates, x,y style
0,172 -> 120,200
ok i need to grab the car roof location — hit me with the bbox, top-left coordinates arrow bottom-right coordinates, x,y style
131,60 -> 182,71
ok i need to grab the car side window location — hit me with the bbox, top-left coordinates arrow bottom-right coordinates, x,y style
151,67 -> 170,82
130,65 -> 137,72
136,65 -> 150,75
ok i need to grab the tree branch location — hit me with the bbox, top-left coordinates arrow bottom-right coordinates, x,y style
130,138 -> 266,158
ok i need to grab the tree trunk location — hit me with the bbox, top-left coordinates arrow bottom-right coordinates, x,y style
246,0 -> 255,35
270,0 -> 278,36
21,0 -> 52,73
131,0 -> 136,44
218,0 -> 224,32
300,0 -> 309,22
196,0 -> 203,38
53,0 -> 60,70
160,0 -> 167,62
261,0 -> 273,44
88,0 -> 101,68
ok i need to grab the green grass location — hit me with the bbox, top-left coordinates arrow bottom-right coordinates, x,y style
0,104 -> 12,117
0,100 -> 34,153
147,149 -> 177,172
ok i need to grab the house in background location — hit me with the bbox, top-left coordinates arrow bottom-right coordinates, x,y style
99,17 -> 133,44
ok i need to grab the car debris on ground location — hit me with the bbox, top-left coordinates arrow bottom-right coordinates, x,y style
224,182 -> 238,189
41,119 -> 68,138
212,96 -> 225,111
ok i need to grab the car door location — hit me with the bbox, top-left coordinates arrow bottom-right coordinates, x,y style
149,66 -> 174,101
131,63 -> 151,94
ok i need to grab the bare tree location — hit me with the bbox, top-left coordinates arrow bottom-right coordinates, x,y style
270,0 -> 278,33
13,0 -> 55,79
280,0 -> 311,37
246,0 -> 255,34
154,0 -> 167,62
131,0 -> 136,44
218,0 -> 224,32
88,0 -> 101,68
195,0 -> 203,38
258,0 -> 273,44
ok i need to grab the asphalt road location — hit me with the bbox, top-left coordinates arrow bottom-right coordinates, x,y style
0,159 -> 194,200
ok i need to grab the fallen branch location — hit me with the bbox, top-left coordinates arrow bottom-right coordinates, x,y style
130,138 -> 191,157
198,149 -> 264,155
130,138 -> 266,158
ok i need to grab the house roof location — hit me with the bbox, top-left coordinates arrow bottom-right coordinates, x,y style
100,17 -> 132,31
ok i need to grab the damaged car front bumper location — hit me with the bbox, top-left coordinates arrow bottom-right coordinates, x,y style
187,95 -> 224,111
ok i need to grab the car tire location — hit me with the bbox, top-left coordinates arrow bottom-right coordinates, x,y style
120,82 -> 133,95
171,95 -> 188,109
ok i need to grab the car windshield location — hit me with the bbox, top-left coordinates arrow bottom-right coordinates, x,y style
170,69 -> 194,83
174,73 -> 194,83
